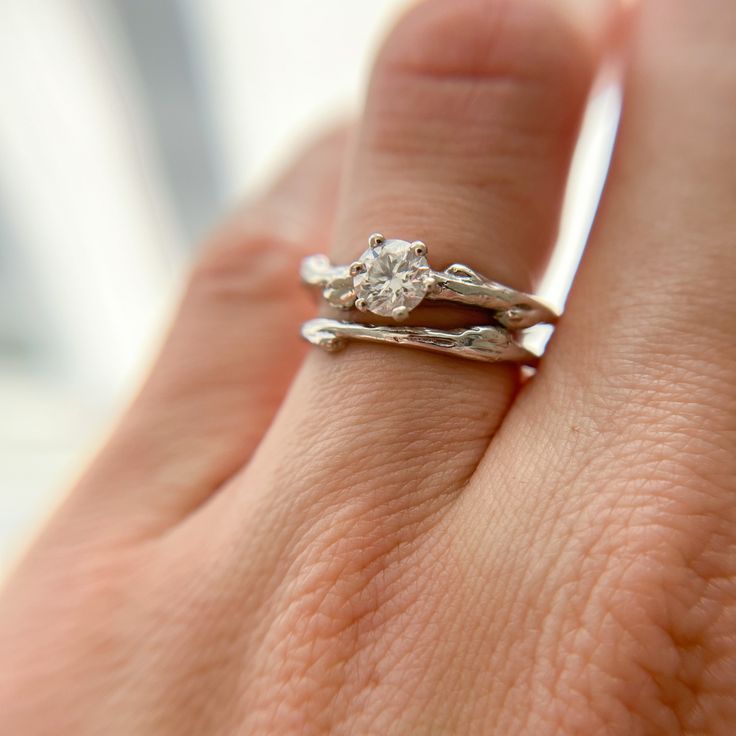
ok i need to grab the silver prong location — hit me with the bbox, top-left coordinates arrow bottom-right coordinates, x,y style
501,307 -> 523,326
424,276 -> 438,293
355,297 -> 368,312
392,306 -> 409,321
412,241 -> 427,257
368,232 -> 385,248
349,261 -> 366,276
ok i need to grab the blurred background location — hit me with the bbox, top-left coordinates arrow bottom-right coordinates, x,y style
0,0 -> 619,573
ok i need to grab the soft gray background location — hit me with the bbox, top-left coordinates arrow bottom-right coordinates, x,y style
0,0 -> 619,574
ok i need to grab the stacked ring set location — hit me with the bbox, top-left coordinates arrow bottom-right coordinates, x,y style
300,233 -> 557,364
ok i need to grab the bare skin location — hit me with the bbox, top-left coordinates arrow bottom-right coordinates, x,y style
1,0 -> 735,733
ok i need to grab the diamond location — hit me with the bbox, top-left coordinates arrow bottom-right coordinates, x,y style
352,239 -> 430,318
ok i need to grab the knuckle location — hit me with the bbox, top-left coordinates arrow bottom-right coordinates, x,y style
584,546 -> 735,734
188,231 -> 304,306
523,402 -> 736,733
523,506 -> 736,734
0,542 -> 141,727
249,509 -> 450,729
538,451 -> 736,732
371,0 -> 592,109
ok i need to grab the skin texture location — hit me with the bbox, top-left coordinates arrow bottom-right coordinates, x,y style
1,0 -> 735,733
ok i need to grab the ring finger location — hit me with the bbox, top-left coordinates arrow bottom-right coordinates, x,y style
243,0 -> 612,513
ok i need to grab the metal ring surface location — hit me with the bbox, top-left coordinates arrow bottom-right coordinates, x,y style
301,318 -> 539,365
301,232 -> 558,330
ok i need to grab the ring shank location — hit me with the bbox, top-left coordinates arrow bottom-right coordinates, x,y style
302,318 -> 539,365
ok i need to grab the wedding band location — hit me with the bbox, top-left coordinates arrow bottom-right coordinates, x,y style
301,232 -> 558,329
302,318 -> 539,365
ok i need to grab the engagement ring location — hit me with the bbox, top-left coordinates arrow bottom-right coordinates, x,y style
301,233 -> 557,329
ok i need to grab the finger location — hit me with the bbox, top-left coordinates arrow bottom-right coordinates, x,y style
463,1 -> 736,728
245,0 -> 609,514
547,0 -> 736,390
517,0 -> 736,479
62,128 -> 348,535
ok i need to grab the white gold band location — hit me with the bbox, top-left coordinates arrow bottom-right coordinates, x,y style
302,318 -> 539,365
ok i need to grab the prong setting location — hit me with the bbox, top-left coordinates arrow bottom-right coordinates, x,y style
411,241 -> 427,257
350,261 -> 366,276
368,232 -> 385,248
352,237 -> 432,318
354,297 -> 368,312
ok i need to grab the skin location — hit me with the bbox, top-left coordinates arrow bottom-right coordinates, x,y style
1,0 -> 735,732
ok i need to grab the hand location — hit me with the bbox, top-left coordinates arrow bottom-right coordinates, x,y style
2,0 -> 735,733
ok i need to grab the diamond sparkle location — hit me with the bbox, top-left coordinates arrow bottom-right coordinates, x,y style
352,239 -> 430,318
